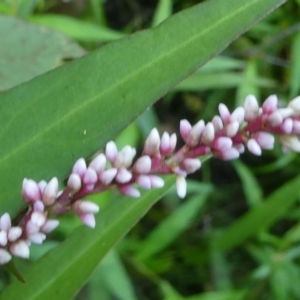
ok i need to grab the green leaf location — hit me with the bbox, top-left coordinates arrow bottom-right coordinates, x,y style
0,15 -> 85,91
0,0 -> 284,217
0,177 -> 174,299
29,14 -> 124,42
215,175 -> 300,251
152,0 -> 172,27
290,31 -> 300,98
233,160 -> 263,207
136,188 -> 212,261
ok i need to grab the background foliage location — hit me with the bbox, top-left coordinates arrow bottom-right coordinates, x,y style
1,0 -> 300,299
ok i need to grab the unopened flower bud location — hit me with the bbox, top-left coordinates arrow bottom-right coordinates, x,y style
72,158 -> 87,178
133,156 -> 151,174
0,249 -> 12,265
247,139 -> 262,156
89,153 -> 106,173
42,177 -> 58,206
22,179 -> 41,203
67,173 -> 82,192
180,119 -> 192,141
106,141 -> 118,163
10,240 -> 30,258
176,176 -> 187,198
144,128 -> 160,156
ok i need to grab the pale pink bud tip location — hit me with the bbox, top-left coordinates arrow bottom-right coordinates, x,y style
8,227 -> 22,242
0,231 -> 8,247
116,168 -> 132,184
41,219 -> 59,233
201,122 -> 215,144
182,158 -> 201,174
29,232 -> 46,244
225,121 -> 239,137
186,120 -> 205,147
22,178 -> 41,203
89,153 -> 106,173
263,95 -> 278,114
106,141 -> 118,163
73,200 -> 99,214
230,107 -> 245,124
180,119 -> 192,140
213,137 -> 233,152
115,146 -> 136,168
42,177 -> 58,206
80,213 -> 96,228
136,175 -> 152,189
176,176 -> 187,198
160,132 -> 171,155
253,132 -> 274,150
0,249 -> 12,265
247,139 -> 262,156
67,173 -> 82,192
133,156 -> 151,174
34,200 -> 45,212
144,128 -> 160,156
83,168 -> 98,185
0,213 -> 11,231
149,176 -> 164,188
218,103 -> 231,123
10,240 -> 30,258
119,185 -> 141,198
288,96 -> 300,115
72,158 -> 87,178
31,212 -> 46,227
170,133 -> 177,152
100,168 -> 118,185
220,148 -> 240,160
212,116 -> 223,132
279,135 -> 300,152
244,95 -> 259,121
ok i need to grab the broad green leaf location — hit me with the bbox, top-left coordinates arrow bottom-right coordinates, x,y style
199,56 -> 244,73
136,189 -> 212,260
0,177 -> 174,299
0,15 -> 85,91
233,160 -> 263,207
29,14 -> 124,42
0,0 -> 284,217
215,175 -> 300,251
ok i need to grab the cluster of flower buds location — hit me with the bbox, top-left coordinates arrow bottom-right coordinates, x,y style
1,94 -> 300,265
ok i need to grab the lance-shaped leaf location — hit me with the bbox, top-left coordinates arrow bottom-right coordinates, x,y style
0,0 -> 285,218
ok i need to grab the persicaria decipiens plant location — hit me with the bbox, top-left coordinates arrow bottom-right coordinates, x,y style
1,94 -> 300,265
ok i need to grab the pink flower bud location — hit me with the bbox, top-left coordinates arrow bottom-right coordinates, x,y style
136,175 -> 152,189
213,137 -> 233,152
99,168 -> 117,185
89,153 -> 106,173
170,133 -> 177,153
180,119 -> 192,141
149,176 -> 164,188
279,135 -> 300,152
252,132 -> 274,150
292,120 -> 300,134
41,219 -> 59,233
116,168 -> 132,184
22,179 -> 41,203
262,95 -> 278,114
0,213 -> 11,231
31,212 -> 46,228
115,146 -> 136,168
160,132 -> 171,155
280,118 -> 293,134
176,176 -> 187,198
247,139 -> 262,156
201,122 -> 215,145
28,232 -> 46,244
118,185 -> 141,198
0,249 -> 11,265
186,120 -> 205,147
83,168 -> 98,185
67,173 -> 82,192
42,177 -> 58,206
0,231 -> 8,247
230,107 -> 245,124
79,213 -> 96,228
219,148 -> 240,160
244,95 -> 259,121
38,180 -> 47,193
225,121 -> 239,137
144,128 -> 160,156
34,200 -> 45,212
8,227 -> 22,242
218,103 -> 231,123
10,240 -> 30,258
212,116 -> 223,132
73,200 -> 99,214
181,158 -> 201,174
267,111 -> 283,127
288,96 -> 300,115
133,156 -> 151,174
72,158 -> 87,178
106,141 -> 118,163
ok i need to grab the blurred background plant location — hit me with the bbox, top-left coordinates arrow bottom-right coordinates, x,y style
1,0 -> 300,299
